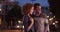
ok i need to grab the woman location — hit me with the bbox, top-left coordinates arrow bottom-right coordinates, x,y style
23,3 -> 34,32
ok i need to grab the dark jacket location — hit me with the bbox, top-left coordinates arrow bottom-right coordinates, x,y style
23,15 -> 34,32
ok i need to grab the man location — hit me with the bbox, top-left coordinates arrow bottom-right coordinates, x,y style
33,3 -> 50,32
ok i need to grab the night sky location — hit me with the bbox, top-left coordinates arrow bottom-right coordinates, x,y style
9,0 -> 49,6
8,0 -> 51,17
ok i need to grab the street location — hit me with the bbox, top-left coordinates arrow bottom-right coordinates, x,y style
0,30 -> 24,32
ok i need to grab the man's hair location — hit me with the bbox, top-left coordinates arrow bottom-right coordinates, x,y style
34,3 -> 41,9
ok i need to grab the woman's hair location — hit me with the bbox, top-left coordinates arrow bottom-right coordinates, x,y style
23,3 -> 34,15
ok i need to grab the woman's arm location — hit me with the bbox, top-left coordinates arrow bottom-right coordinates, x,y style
28,17 -> 34,31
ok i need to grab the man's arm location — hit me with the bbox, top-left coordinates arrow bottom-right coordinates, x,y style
45,19 -> 50,32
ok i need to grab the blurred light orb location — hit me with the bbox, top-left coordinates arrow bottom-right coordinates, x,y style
18,20 -> 22,23
49,18 -> 53,20
53,23 -> 55,25
55,21 -> 58,23
53,16 -> 55,18
23,26 -> 24,29
17,26 -> 20,28
47,16 -> 49,18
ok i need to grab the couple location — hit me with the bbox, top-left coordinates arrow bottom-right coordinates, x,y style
23,3 -> 49,32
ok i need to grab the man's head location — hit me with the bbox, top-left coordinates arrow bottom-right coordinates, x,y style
34,3 -> 41,14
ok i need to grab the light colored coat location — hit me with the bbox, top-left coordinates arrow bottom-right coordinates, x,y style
34,13 -> 49,32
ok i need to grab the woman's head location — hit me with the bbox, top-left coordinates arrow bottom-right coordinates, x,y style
23,3 -> 34,15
